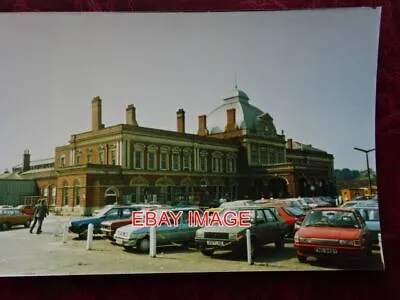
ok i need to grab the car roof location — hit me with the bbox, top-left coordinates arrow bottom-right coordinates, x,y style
312,207 -> 355,212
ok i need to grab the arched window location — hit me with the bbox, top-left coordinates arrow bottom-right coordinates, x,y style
73,180 -> 81,206
62,181 -> 69,206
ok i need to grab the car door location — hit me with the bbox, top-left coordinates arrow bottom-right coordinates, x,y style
250,209 -> 270,245
178,210 -> 199,243
262,208 -> 283,243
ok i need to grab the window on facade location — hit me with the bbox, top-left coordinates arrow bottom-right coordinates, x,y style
60,156 -> 65,168
200,156 -> 207,172
76,154 -> 81,165
183,153 -> 190,171
74,185 -> 80,206
172,153 -> 180,171
250,144 -> 258,164
269,149 -> 276,164
148,152 -> 156,170
63,184 -> 68,206
99,151 -> 105,164
135,150 -> 144,169
111,150 -> 116,165
87,153 -> 92,164
227,158 -> 236,173
260,146 -> 268,164
160,152 -> 168,170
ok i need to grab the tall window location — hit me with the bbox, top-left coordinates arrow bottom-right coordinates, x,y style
76,154 -> 81,165
212,152 -> 223,173
250,144 -> 258,164
260,146 -> 268,164
148,152 -> 156,170
172,151 -> 180,171
200,151 -> 208,172
134,150 -> 144,169
111,150 -> 116,165
160,152 -> 169,170
62,182 -> 68,206
99,151 -> 105,164
182,151 -> 191,171
74,184 -> 80,206
87,153 -> 93,164
60,156 -> 65,168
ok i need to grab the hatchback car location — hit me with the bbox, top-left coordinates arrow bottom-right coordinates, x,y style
355,206 -> 380,246
113,207 -> 203,252
195,206 -> 288,258
294,208 -> 372,263
69,205 -> 148,238
100,204 -> 166,240
0,208 -> 32,231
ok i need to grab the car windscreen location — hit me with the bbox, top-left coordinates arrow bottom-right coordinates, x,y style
357,208 -> 380,221
303,210 -> 360,228
283,206 -> 305,217
96,206 -> 114,216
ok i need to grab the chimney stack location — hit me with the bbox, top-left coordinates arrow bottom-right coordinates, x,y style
225,108 -> 237,132
177,109 -> 185,133
92,96 -> 104,131
23,149 -> 30,172
287,138 -> 293,150
126,104 -> 138,126
197,115 -> 209,136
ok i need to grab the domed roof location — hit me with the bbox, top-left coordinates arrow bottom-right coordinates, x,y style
207,88 -> 278,136
224,88 -> 250,101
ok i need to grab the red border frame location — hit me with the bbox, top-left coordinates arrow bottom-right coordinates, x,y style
0,1 -> 399,299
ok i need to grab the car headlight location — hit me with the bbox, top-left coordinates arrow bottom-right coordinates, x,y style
195,231 -> 203,239
339,239 -> 359,246
294,235 -> 299,243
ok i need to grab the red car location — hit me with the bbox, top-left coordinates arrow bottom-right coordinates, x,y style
262,204 -> 306,236
294,208 -> 372,263
16,205 -> 35,216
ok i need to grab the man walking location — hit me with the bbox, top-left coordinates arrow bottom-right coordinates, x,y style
30,199 -> 49,234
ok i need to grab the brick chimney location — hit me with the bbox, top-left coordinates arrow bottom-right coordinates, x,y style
197,115 -> 208,136
177,109 -> 185,133
92,96 -> 104,131
225,108 -> 237,132
126,104 -> 138,126
287,138 -> 293,150
23,149 -> 30,172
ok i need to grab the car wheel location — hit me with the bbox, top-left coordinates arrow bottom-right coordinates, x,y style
1,222 -> 9,231
297,255 -> 307,263
200,247 -> 214,256
138,238 -> 150,253
78,229 -> 88,240
275,235 -> 285,250
24,219 -> 31,228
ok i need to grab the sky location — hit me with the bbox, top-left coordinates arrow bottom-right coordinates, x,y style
0,8 -> 381,172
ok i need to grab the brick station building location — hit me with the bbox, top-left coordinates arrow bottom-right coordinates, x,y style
16,88 -> 336,216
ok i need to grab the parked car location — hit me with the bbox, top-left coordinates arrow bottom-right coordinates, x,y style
195,205 -> 288,258
205,200 -> 255,215
260,204 -> 306,236
69,205 -> 147,238
278,198 -> 311,211
0,208 -> 32,231
0,205 -> 13,209
101,204 -> 166,240
294,208 -> 372,263
113,207 -> 203,252
341,199 -> 378,209
16,205 -> 35,216
355,206 -> 380,246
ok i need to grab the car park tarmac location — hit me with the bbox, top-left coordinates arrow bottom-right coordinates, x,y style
0,215 -> 384,276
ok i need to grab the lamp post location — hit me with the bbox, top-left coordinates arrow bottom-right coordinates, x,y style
353,147 -> 375,196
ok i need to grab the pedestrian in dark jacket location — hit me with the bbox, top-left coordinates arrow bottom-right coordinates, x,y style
30,199 -> 49,234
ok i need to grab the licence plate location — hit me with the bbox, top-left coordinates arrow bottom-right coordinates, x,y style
315,247 -> 337,254
115,238 -> 123,245
206,240 -> 225,246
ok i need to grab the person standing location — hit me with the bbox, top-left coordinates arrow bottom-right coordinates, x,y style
30,199 -> 49,234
